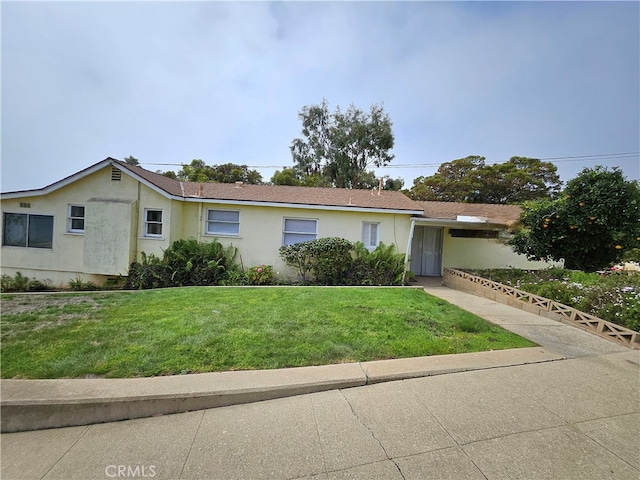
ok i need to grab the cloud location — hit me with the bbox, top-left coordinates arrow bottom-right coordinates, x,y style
2,1 -> 638,191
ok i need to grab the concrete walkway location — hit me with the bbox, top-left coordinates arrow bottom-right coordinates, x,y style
2,285 -> 639,479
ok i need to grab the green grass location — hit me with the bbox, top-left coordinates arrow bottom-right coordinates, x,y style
1,287 -> 535,379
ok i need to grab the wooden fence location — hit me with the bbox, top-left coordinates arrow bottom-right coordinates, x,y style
443,268 -> 640,350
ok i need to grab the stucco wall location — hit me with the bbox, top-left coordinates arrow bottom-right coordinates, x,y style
173,202 -> 412,279
0,166 -> 175,286
442,228 -> 559,270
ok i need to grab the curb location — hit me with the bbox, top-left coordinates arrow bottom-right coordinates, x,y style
1,347 -> 563,433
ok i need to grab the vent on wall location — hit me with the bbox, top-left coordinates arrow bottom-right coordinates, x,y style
111,168 -> 122,181
20,202 -> 31,208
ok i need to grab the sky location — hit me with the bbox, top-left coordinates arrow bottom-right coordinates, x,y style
2,1 -> 639,193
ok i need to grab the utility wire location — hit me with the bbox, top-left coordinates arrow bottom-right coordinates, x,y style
139,151 -> 639,170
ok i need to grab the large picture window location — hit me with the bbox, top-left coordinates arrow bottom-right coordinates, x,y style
3,213 -> 54,249
283,218 -> 317,245
206,209 -> 240,236
144,209 -> 163,237
67,205 -> 85,233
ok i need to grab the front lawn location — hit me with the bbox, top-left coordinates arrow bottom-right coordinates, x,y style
0,287 -> 534,378
471,268 -> 640,332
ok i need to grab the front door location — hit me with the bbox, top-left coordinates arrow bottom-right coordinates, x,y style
410,226 -> 443,276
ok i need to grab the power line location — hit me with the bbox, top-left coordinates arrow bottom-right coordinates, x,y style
139,151 -> 639,170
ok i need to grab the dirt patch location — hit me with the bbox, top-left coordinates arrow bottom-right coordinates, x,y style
1,294 -> 101,315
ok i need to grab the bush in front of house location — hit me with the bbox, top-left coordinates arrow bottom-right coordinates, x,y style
279,237 -> 407,286
246,265 -> 274,285
345,242 -> 407,286
279,237 -> 353,284
1,272 -> 53,292
125,238 -> 242,289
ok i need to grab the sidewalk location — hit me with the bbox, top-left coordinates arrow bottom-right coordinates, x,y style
2,285 -> 639,479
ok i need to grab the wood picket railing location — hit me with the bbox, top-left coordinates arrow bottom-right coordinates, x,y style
442,268 -> 640,350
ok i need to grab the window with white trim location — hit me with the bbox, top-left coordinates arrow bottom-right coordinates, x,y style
283,218 -> 317,245
361,222 -> 380,250
67,205 -> 85,233
2,212 -> 54,249
206,209 -> 240,236
144,209 -> 163,237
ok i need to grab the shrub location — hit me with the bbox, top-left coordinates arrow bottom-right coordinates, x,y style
1,272 -> 52,292
125,238 -> 242,289
26,279 -> 52,292
246,265 -> 274,285
280,238 -> 407,286
620,248 -> 640,263
345,242 -> 407,286
280,237 -> 354,284
68,275 -> 98,291
0,274 -> 14,292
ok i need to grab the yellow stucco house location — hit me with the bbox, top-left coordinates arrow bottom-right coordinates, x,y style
1,158 -> 550,286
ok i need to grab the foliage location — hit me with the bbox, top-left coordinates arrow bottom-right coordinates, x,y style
246,265 -> 274,285
123,155 -> 139,166
406,155 -> 562,204
0,287 -> 533,378
290,99 -> 395,189
68,276 -> 98,291
124,239 -> 241,289
280,238 -> 407,286
621,248 -> 640,263
1,272 -> 52,292
280,237 -> 354,284
510,166 -> 640,271
163,159 -> 263,184
271,167 -> 303,186
472,268 -> 640,331
346,242 -> 407,286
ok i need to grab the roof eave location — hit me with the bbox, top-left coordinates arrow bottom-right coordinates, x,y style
414,217 -> 511,228
1,158 -> 118,199
181,196 -> 423,214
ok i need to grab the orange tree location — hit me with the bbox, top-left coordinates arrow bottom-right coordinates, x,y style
510,166 -> 640,271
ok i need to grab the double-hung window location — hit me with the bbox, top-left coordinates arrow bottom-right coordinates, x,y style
144,209 -> 163,237
283,218 -> 317,245
2,212 -> 54,249
67,205 -> 85,233
206,209 -> 240,236
361,222 -> 380,250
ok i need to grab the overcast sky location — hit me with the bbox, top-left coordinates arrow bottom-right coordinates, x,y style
2,1 -> 639,193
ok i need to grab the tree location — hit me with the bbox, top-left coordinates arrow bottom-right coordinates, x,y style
407,156 -> 485,202
510,166 -> 640,271
123,156 -> 140,166
271,168 -> 302,186
290,99 -> 395,189
164,160 -> 263,184
406,156 -> 562,204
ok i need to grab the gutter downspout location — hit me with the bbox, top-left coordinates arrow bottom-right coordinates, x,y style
403,217 -> 416,285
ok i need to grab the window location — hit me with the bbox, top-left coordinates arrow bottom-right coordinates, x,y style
3,213 -> 54,249
67,205 -> 85,233
283,218 -> 317,245
206,209 -> 240,236
449,229 -> 499,239
361,222 -> 380,250
144,209 -> 163,237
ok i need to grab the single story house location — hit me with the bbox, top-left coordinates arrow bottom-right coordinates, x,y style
1,158 -> 551,286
